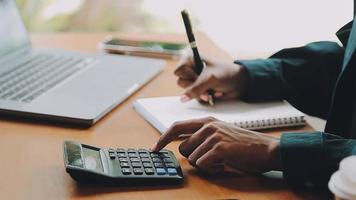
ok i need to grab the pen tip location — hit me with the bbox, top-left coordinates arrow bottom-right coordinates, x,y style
208,95 -> 214,106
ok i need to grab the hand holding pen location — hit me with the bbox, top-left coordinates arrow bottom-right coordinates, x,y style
178,10 -> 250,104
180,9 -> 215,106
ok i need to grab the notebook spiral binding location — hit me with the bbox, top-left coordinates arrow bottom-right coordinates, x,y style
233,116 -> 306,130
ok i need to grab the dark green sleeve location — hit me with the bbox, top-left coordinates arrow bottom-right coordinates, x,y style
235,41 -> 344,119
280,132 -> 356,187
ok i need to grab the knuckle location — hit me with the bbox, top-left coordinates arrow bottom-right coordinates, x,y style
177,79 -> 189,87
203,122 -> 216,131
171,121 -> 182,130
211,132 -> 223,140
174,66 -> 187,76
205,116 -> 217,122
208,121 -> 220,128
174,63 -> 185,72
213,143 -> 227,153
206,133 -> 221,145
180,67 -> 191,76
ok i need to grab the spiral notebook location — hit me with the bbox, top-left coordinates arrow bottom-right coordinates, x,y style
133,96 -> 306,134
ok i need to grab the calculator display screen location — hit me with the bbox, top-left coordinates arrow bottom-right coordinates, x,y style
82,147 -> 103,172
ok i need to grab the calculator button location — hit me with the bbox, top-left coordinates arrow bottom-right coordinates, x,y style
138,149 -> 147,153
150,153 -> 159,158
156,168 -> 166,175
154,162 -> 164,168
108,148 -> 115,153
133,168 -> 143,175
128,153 -> 138,158
119,158 -> 129,162
143,162 -> 153,168
144,168 -> 155,175
109,152 -> 116,159
130,158 -> 140,162
116,148 -> 126,153
141,158 -> 151,163
160,154 -> 171,158
163,158 -> 173,163
117,153 -> 126,158
120,162 -> 130,167
152,158 -> 162,163
122,168 -> 132,175
139,153 -> 149,158
167,168 -> 177,175
127,148 -> 136,153
165,163 -> 175,168
131,162 -> 142,168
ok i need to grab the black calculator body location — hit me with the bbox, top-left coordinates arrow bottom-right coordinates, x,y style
63,141 -> 184,185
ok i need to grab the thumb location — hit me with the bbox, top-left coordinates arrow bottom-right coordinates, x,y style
183,73 -> 216,100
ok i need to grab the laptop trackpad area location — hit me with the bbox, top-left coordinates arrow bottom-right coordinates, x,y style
25,57 -> 164,120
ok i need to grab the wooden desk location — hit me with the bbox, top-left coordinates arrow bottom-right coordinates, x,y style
0,32 -> 325,200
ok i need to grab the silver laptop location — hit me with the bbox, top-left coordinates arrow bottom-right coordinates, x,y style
0,0 -> 164,126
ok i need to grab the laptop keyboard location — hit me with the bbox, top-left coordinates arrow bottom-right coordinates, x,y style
0,53 -> 95,103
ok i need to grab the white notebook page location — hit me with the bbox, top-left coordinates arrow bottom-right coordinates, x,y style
134,96 -> 305,133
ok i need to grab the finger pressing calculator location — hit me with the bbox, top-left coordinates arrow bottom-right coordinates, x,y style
63,141 -> 184,185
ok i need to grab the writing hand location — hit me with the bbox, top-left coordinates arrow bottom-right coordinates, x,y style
174,54 -> 250,103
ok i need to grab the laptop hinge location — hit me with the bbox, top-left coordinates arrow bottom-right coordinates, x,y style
0,46 -> 33,67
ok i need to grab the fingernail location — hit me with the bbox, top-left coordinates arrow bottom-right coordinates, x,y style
196,158 -> 202,166
200,94 -> 208,102
215,92 -> 223,97
180,94 -> 191,102
151,143 -> 158,152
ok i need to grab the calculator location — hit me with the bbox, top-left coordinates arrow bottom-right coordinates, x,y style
63,141 -> 184,185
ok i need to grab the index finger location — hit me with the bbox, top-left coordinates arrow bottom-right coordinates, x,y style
152,117 -> 215,152
175,55 -> 194,74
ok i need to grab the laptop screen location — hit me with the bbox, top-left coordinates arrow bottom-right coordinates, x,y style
0,0 -> 30,58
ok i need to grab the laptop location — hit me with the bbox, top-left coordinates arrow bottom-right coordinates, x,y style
0,0 -> 165,126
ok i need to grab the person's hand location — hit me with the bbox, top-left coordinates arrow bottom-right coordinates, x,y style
174,54 -> 250,103
152,117 -> 281,174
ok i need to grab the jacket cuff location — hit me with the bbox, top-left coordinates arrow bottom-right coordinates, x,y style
235,59 -> 284,102
280,132 -> 323,186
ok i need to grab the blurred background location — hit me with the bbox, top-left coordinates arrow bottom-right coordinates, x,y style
16,0 -> 352,58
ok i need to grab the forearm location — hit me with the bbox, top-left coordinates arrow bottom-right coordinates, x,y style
235,58 -> 286,101
235,41 -> 344,118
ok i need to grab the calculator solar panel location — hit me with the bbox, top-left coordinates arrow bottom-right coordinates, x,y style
63,141 -> 184,185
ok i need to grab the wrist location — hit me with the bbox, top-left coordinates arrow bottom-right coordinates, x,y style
234,64 -> 251,97
267,139 -> 282,171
